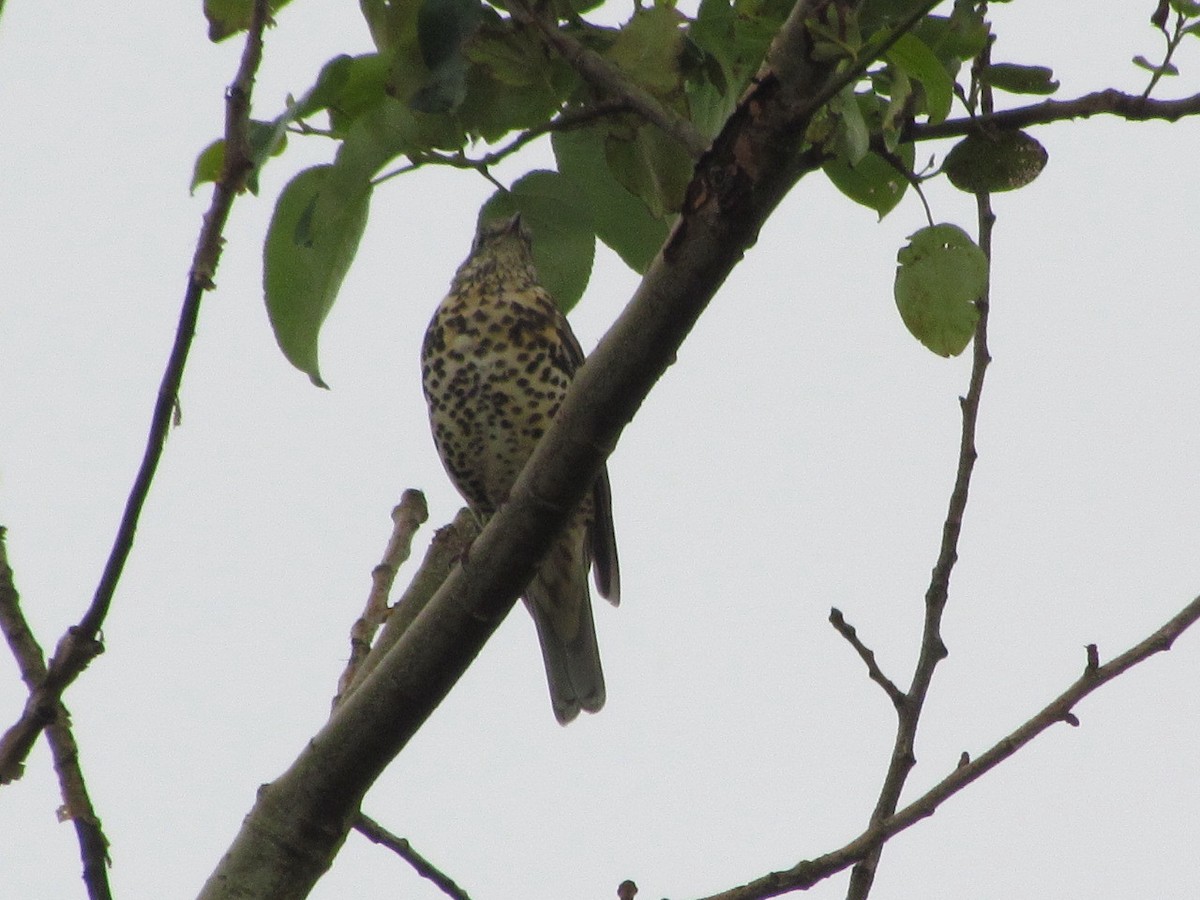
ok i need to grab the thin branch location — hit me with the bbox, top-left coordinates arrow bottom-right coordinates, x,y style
372,100 -> 634,187
333,490 -> 429,708
695,593 -> 1200,900
846,47 -> 998,899
0,531 -> 112,899
0,0 -> 273,784
1140,9 -> 1190,100
909,88 -> 1200,142
355,813 -> 473,900
338,508 -> 480,704
504,0 -> 708,158
829,609 -> 905,710
46,720 -> 112,900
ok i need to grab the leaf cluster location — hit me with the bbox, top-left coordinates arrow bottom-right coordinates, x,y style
197,0 -> 798,383
193,0 -> 1157,378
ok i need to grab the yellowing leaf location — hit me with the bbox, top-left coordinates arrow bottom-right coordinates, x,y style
894,224 -> 987,357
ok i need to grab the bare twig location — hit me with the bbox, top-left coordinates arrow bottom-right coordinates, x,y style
333,490 -> 429,707
846,46 -> 998,900
339,508 -> 480,704
0,531 -> 112,899
504,0 -> 708,158
695,594 -> 1200,900
829,609 -> 904,710
355,813 -> 473,900
0,0 -> 273,783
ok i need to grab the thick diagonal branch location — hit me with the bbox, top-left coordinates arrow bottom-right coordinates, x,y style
196,3 -> 844,896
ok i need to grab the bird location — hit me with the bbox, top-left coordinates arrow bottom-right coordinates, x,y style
420,213 -> 620,724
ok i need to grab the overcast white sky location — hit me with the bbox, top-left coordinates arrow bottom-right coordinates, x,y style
3,2 -> 1199,898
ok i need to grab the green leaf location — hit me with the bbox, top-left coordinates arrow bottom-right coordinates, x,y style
1132,54 -> 1179,76
409,0 -> 484,113
418,0 -> 483,70
911,9 -> 989,70
191,139 -> 225,194
552,127 -> 670,273
457,24 -> 576,141
685,74 -> 735,142
943,130 -> 1048,193
690,0 -> 789,98
983,63 -> 1060,95
264,166 -> 372,386
480,171 -> 595,313
894,224 -> 987,357
886,32 -> 954,123
284,53 -> 395,137
606,6 -> 687,95
823,146 -> 913,219
605,122 -> 694,220
1170,0 -> 1200,16
292,55 -> 357,121
204,0 -> 292,42
189,120 -> 289,195
464,21 -> 544,87
830,86 -> 870,166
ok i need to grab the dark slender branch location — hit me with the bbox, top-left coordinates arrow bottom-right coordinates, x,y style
0,531 -> 112,899
909,88 -> 1200,142
46,720 -> 112,900
0,0 -> 273,784
695,594 -> 1200,900
829,609 -> 905,710
505,0 -> 708,158
373,100 -> 634,186
846,49 -> 998,899
354,814 -> 473,900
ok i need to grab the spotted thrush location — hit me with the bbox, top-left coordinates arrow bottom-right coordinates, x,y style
420,214 -> 620,724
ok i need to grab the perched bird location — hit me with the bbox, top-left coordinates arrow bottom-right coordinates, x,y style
420,214 -> 620,724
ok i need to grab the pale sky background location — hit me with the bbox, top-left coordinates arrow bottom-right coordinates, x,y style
2,2 -> 1199,899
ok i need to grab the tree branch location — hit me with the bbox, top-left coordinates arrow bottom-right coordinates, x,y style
0,530 -> 112,899
845,47 -> 999,899
695,593 -> 1200,900
354,813 -> 473,900
504,0 -> 708,158
829,608 -> 905,710
909,88 -> 1200,142
197,3 -> 854,896
373,99 -> 635,186
333,490 -> 429,707
0,0 -> 273,783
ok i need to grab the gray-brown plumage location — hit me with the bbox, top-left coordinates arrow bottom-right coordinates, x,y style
420,214 -> 620,724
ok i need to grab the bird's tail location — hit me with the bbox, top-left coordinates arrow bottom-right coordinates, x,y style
524,539 -> 605,725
